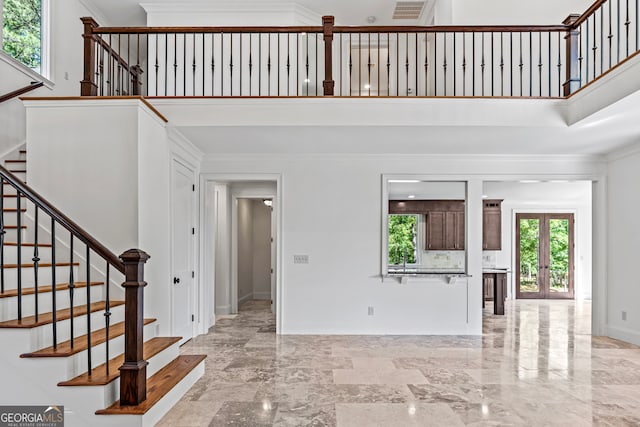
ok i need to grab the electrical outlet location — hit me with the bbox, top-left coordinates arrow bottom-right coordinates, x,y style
622,311 -> 627,321
293,255 -> 309,264
368,306 -> 374,316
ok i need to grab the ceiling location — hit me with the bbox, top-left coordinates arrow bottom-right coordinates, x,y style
84,0 -> 436,26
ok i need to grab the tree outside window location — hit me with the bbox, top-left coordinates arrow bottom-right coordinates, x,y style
388,214 -> 418,265
2,0 -> 42,71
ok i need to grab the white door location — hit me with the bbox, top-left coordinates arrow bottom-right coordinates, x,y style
171,160 -> 195,344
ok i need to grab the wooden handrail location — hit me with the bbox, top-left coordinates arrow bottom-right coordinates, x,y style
0,165 -> 125,273
93,25 -> 323,34
0,82 -> 44,103
572,0 -> 608,28
333,24 -> 570,33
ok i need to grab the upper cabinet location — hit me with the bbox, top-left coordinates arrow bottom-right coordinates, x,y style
389,199 -> 501,251
482,200 -> 502,250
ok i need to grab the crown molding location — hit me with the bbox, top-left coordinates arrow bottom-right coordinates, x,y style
78,0 -> 111,26
141,1 -> 320,21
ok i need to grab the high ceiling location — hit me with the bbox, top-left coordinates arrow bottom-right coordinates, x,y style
84,0 -> 436,26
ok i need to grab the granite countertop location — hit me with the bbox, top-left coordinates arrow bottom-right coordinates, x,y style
483,268 -> 511,273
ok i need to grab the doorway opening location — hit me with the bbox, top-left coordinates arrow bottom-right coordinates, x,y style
516,213 -> 575,299
236,198 -> 274,311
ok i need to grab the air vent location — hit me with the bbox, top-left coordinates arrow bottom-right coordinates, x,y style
392,1 -> 425,20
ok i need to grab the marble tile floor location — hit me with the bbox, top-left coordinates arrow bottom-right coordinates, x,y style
158,299 -> 640,426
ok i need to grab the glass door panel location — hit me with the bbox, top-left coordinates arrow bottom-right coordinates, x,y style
518,218 -> 541,295
516,213 -> 574,299
549,218 -> 570,293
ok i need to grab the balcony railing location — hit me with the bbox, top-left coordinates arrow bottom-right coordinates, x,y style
80,0 -> 639,98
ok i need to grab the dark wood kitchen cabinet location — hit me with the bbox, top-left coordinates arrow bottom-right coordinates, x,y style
482,200 -> 502,251
426,210 -> 464,250
483,272 -> 507,315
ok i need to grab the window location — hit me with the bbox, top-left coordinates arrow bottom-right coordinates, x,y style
388,214 -> 418,265
1,0 -> 44,73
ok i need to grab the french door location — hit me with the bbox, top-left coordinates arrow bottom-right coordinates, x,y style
516,213 -> 574,299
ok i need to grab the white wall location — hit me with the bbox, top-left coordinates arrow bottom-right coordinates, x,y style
24,99 -> 175,334
202,153 -> 603,335
436,0 -> 594,25
483,181 -> 593,301
606,147 -> 640,345
251,199 -> 272,299
213,183 -> 231,315
237,198 -> 254,304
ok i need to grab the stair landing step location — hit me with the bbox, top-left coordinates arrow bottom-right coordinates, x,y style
3,261 -> 78,269
0,281 -> 102,299
96,355 -> 206,415
59,337 -> 181,386
21,318 -> 156,358
0,300 -> 124,328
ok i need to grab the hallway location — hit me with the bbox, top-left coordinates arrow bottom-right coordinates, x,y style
158,300 -> 640,426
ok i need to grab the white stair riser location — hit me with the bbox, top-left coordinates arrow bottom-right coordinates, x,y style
1,212 -> 26,227
1,196 -> 27,209
1,265 -> 78,289
0,285 -> 105,321
27,304 -> 126,352
30,321 -> 158,385
1,228 -> 27,240
1,245 -> 53,264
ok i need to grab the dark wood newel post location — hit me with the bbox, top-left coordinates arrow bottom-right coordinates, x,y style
322,16 -> 335,96
130,65 -> 144,96
563,14 -> 581,96
118,249 -> 150,406
80,17 -> 99,96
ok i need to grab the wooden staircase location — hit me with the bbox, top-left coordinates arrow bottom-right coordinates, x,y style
0,148 -> 206,427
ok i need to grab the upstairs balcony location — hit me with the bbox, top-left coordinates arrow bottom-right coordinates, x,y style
79,0 -> 639,100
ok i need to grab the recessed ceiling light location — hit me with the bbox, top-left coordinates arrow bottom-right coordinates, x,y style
408,195 -> 416,199
304,78 -> 311,83
482,195 -> 489,198
519,180 -> 541,183
367,16 -> 377,23
389,179 -> 420,183
364,83 -> 371,89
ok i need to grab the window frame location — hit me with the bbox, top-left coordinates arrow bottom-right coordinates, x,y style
0,0 -> 51,80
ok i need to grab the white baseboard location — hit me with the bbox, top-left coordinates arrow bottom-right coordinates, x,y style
215,305 -> 231,315
253,291 -> 271,300
607,325 -> 640,346
238,292 -> 253,305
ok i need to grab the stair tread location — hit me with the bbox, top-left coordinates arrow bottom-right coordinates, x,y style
96,355 -> 207,415
0,281 -> 102,299
3,225 -> 27,229
8,170 -> 26,173
3,242 -> 52,247
2,261 -> 78,269
4,160 -> 26,163
22,318 -> 156,358
0,300 -> 124,328
59,337 -> 181,386
2,208 -> 27,212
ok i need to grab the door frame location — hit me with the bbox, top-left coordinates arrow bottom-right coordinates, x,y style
200,173 -> 282,334
515,212 -> 575,300
169,156 -> 198,343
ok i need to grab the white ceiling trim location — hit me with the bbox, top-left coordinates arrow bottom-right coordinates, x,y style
78,0 -> 111,26
141,1 -> 317,18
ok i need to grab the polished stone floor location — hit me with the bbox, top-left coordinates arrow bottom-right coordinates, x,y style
157,299 -> 640,426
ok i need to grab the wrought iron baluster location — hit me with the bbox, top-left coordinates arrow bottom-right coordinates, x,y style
296,33 -> 299,96
453,32 -> 456,96
548,31 -> 552,96
249,34 -> 253,96
491,32 -> 494,96
625,0 -> 631,56
0,178 -> 4,294
558,32 -> 562,97
33,207 -> 40,321
164,34 -> 168,96
203,33 -> 206,96
609,0 -> 614,68
359,33 -> 362,97
51,219 -> 56,349
601,6 -> 604,76
510,32 -> 513,96
500,32 -> 504,96
618,0 -> 622,63
211,34 -> 215,96
425,32 -> 429,96
396,32 -> 399,96
229,34 -> 234,96
277,33 -> 281,96
519,32 -> 523,96
593,14 -> 598,81
539,32 -> 543,97
472,32 -> 475,96
443,32 -> 447,96
193,34 -> 197,96
368,33 -> 372,96
268,33 -> 272,96
127,34 -> 131,95
387,33 -> 390,96
104,262 -> 111,375
86,246 -> 92,376
579,23 -> 584,88
184,34 -> 187,96
221,33 -> 224,96
174,34 -> 178,96
69,234 -> 75,349
406,33 -> 410,96
434,32 -> 438,95
586,19 -> 590,83
306,34 -> 310,96
155,34 -> 159,95
529,32 -> 533,96
316,32 -> 319,96
349,33 -> 353,95
379,33 -> 382,95
16,192 -> 22,321
287,34 -> 291,96
462,32 -> 467,96
481,32 -> 485,96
